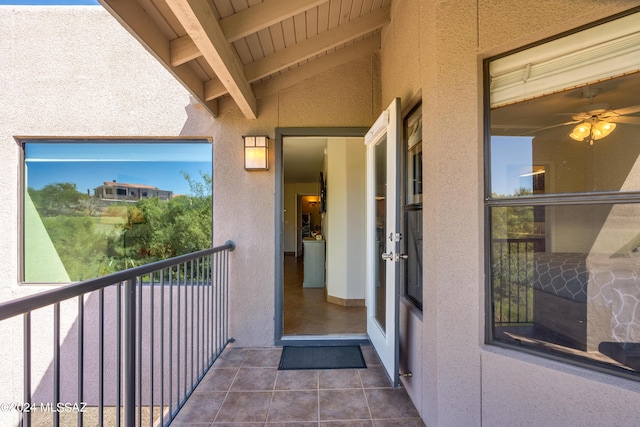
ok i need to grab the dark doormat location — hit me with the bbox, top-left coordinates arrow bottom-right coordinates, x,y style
278,346 -> 367,370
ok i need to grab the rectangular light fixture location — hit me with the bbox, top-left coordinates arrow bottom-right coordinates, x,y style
243,135 -> 269,171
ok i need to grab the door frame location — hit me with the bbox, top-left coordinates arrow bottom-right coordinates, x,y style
274,127 -> 369,346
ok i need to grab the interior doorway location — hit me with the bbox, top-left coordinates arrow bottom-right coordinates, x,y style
275,128 -> 369,343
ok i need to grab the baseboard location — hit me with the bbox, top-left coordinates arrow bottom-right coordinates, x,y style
326,294 -> 365,307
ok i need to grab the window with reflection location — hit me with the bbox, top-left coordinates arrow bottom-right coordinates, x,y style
486,10 -> 640,379
21,139 -> 213,283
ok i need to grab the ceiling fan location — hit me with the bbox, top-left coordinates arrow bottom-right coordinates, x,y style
536,87 -> 640,145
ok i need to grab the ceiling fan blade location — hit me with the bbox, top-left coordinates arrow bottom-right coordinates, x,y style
527,120 -> 581,134
610,116 -> 640,125
612,105 -> 640,116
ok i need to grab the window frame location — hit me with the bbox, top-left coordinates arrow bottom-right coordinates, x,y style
17,136 -> 213,284
483,7 -> 640,381
401,93 -> 423,311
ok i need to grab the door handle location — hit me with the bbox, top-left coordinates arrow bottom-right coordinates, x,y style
381,252 -> 394,261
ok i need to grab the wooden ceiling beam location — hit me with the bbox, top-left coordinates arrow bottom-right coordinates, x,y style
253,33 -> 381,100
220,0 -> 328,43
170,0 -> 328,67
204,77 -> 227,101
166,0 -> 257,119
170,34 -> 201,67
244,6 -> 389,82
207,34 -> 381,102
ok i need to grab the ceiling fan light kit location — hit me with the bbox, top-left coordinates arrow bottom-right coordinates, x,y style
569,119 -> 616,145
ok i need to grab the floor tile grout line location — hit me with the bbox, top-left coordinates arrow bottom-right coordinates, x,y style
317,369 -> 321,424
264,364 -> 286,425
361,368 -> 375,422
211,361 -> 242,424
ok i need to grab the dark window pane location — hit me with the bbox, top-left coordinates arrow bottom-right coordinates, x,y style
490,203 -> 640,376
404,208 -> 423,308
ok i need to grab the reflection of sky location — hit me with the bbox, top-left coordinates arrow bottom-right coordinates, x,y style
491,136 -> 533,196
25,142 -> 212,196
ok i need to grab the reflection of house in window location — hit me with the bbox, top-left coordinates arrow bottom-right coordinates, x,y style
94,180 -> 173,202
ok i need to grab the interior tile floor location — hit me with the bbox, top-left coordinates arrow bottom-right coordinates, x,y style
171,345 -> 424,426
284,254 -> 366,335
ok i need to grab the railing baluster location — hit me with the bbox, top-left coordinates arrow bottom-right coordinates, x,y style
209,255 -> 213,361
183,262 -> 188,400
190,259 -> 195,389
123,279 -> 136,427
169,266 -> 174,418
186,262 -> 189,399
137,276 -> 143,426
98,289 -> 104,426
53,302 -> 60,427
77,295 -> 84,427
150,272 -> 154,427
220,251 -> 224,348
23,312 -> 31,427
160,269 -> 165,427
196,258 -> 201,379
224,250 -> 229,345
216,251 -> 220,352
208,254 -> 213,361
177,264 -> 181,409
116,282 -> 122,427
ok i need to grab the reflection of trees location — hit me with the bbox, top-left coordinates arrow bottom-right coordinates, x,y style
28,173 -> 213,282
491,189 -> 537,325
29,183 -> 89,216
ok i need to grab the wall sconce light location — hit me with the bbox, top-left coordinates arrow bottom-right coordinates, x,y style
243,135 -> 269,171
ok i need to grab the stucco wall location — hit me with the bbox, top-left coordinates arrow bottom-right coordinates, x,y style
0,7 -> 215,426
210,55 -> 379,347
0,6 -> 214,293
381,0 -> 640,426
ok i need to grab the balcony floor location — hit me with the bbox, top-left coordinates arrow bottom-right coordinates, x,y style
171,345 -> 424,426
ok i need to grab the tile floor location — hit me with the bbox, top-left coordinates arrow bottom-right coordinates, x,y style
283,254 -> 366,335
171,345 -> 424,426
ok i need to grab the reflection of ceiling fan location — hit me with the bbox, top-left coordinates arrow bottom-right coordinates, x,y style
538,87 -> 640,145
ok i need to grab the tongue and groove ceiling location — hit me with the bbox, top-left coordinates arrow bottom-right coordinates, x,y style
100,0 -> 391,119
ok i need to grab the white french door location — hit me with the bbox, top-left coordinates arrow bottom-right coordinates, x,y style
365,98 -> 401,386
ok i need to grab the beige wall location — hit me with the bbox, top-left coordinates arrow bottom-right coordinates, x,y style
381,0 -> 640,426
210,54 -> 379,346
325,137 -> 366,301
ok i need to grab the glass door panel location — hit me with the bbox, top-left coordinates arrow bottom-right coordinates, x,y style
374,137 -> 387,330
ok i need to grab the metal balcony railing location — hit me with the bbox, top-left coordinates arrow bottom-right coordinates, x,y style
491,238 -> 542,325
0,241 -> 235,427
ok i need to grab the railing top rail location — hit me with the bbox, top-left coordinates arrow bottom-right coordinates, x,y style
0,240 -> 234,322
